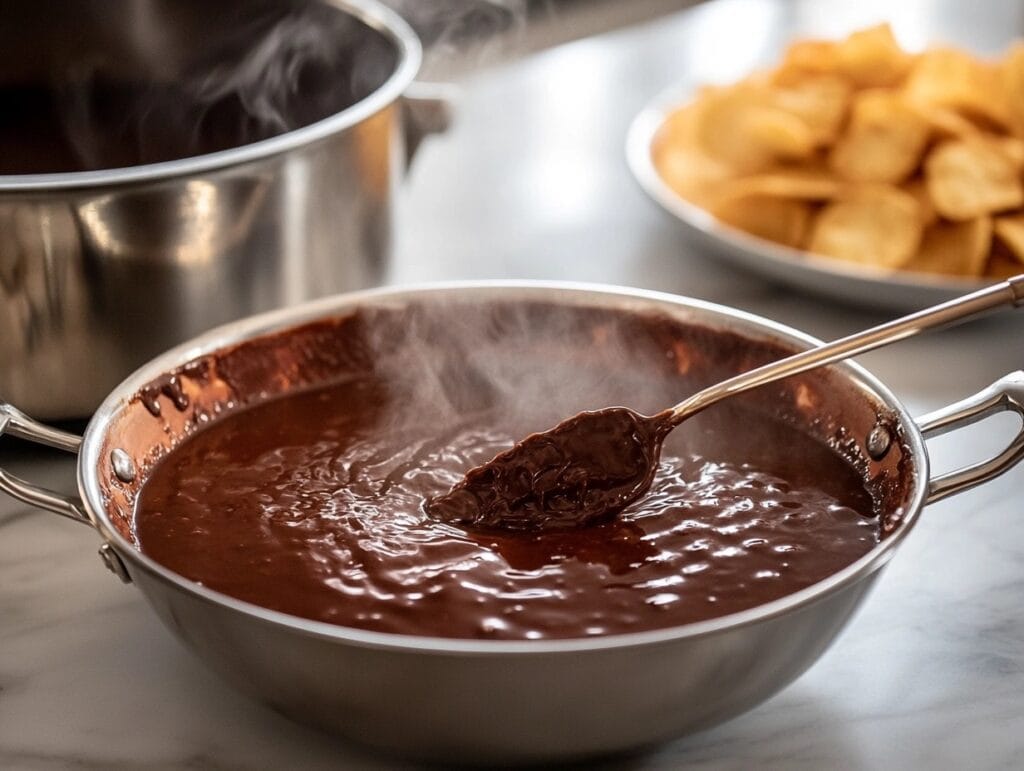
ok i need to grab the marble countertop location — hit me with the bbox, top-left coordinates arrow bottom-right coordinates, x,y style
3,1 -> 1024,768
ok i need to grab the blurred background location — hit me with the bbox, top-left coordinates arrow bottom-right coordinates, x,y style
385,0 -> 701,77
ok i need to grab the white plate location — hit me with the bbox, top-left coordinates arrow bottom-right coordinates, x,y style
625,0 -> 1015,312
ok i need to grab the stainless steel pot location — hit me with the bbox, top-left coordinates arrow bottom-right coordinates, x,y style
0,0 -> 448,420
1,282 -> 1022,764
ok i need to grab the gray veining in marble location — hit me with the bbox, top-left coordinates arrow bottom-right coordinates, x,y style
3,1 -> 1024,768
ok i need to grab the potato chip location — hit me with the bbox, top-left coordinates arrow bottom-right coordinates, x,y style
772,75 -> 852,145
744,110 -> 817,159
993,214 -> 1024,264
925,138 -> 1024,219
711,195 -> 811,248
914,104 -> 981,140
835,24 -> 912,87
655,101 -> 702,146
902,178 -> 938,226
711,168 -> 842,204
986,134 -> 1024,168
830,90 -> 930,183
775,40 -> 840,83
696,85 -> 816,173
808,185 -> 922,267
903,217 -> 992,276
1000,42 -> 1024,135
904,48 -> 1012,130
654,143 -> 734,207
653,98 -> 738,206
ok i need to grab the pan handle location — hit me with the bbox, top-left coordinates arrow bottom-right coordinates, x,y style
917,371 -> 1024,504
0,402 -> 90,525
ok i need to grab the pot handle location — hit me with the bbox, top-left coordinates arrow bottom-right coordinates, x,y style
917,371 -> 1024,504
401,81 -> 457,170
0,402 -> 90,525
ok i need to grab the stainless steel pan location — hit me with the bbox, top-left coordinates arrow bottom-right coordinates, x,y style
0,0 -> 448,420
1,282 -> 1022,764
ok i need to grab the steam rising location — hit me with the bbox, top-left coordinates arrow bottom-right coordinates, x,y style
4,0 -> 537,174
187,13 -> 361,137
48,3 -> 397,171
359,300 -> 693,447
350,298 -> 840,481
387,0 -> 531,74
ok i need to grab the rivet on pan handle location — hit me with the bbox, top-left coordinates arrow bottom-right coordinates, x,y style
916,371 -> 1024,504
0,402 -> 90,525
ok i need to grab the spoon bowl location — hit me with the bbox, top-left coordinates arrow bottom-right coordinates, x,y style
426,407 -> 670,530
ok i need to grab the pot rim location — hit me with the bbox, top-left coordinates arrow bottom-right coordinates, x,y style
0,0 -> 422,192
79,280 -> 930,655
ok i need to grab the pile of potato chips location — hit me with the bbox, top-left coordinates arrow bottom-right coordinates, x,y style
652,24 -> 1024,279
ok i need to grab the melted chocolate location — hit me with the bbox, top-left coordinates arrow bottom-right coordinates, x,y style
138,360 -> 212,417
133,301 -> 884,640
427,407 -> 673,531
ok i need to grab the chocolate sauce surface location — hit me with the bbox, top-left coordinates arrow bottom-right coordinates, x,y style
133,303 -> 883,640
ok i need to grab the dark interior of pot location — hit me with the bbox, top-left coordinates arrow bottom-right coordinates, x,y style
96,296 -> 917,639
0,0 -> 399,173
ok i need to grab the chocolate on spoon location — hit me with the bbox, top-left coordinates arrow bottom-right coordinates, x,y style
426,277 -> 1024,532
425,407 -> 672,531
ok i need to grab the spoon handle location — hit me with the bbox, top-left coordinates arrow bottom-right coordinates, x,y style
666,275 -> 1024,425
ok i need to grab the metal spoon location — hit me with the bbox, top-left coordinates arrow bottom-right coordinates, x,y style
426,276 -> 1024,532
